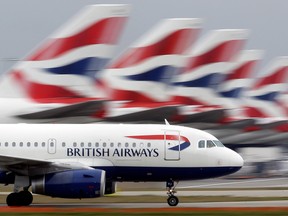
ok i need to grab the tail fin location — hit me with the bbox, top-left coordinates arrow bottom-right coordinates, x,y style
103,18 -> 202,103
244,56 -> 288,118
249,56 -> 288,100
216,50 -> 264,123
1,4 -> 130,103
218,50 -> 264,99
171,29 -> 249,106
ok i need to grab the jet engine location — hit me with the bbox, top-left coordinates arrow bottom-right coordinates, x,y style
105,181 -> 117,194
32,169 -> 105,198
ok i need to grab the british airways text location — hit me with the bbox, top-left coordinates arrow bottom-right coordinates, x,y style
67,147 -> 159,157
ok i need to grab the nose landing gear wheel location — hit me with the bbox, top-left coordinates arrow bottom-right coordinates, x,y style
166,178 -> 179,206
167,195 -> 179,206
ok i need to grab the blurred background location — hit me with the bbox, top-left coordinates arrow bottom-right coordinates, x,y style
1,0 -> 288,180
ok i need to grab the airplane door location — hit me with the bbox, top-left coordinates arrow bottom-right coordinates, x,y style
48,138 -> 57,154
164,130 -> 180,160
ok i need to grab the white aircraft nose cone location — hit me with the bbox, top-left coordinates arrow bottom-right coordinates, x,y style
232,151 -> 244,167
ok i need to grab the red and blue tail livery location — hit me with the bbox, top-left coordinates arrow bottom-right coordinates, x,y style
1,4 -> 130,104
101,18 -> 202,121
171,29 -> 249,106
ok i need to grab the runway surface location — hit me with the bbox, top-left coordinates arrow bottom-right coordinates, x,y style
118,177 -> 288,189
27,200 -> 288,208
0,177 -> 288,209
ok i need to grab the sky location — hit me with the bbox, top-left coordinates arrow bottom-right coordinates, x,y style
0,0 -> 287,75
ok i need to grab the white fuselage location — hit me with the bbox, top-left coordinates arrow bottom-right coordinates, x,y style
0,123 -> 243,181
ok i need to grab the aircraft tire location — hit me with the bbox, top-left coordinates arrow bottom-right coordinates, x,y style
19,191 -> 33,206
167,195 -> 179,206
6,191 -> 33,206
6,193 -> 19,206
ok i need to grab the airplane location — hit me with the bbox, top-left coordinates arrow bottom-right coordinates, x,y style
170,29 -> 249,125
0,122 -> 243,206
100,18 -> 202,122
0,4 -> 130,123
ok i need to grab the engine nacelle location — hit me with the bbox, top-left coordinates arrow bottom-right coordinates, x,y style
0,171 -> 14,185
105,181 -> 117,194
32,169 -> 105,198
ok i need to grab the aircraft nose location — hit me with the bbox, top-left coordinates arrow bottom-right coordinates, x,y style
230,150 -> 244,167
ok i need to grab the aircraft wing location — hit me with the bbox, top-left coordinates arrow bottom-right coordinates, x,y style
15,100 -> 106,120
0,154 -> 95,176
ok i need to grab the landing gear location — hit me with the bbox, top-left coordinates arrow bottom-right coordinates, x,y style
6,190 -> 33,206
167,195 -> 179,206
6,175 -> 33,206
166,178 -> 179,206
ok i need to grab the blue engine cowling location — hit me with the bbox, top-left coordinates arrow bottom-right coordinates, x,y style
32,169 -> 105,198
0,171 -> 14,184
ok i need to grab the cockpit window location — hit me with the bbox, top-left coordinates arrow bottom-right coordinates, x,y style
198,140 -> 225,148
198,140 -> 205,148
213,140 -> 225,147
207,140 -> 216,148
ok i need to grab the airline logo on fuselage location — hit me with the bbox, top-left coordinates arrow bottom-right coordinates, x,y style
66,134 -> 190,158
126,134 -> 191,151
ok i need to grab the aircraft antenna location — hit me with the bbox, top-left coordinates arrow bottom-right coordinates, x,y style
164,119 -> 170,125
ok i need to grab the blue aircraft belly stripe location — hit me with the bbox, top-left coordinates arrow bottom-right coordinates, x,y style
45,57 -> 109,78
95,166 -> 242,181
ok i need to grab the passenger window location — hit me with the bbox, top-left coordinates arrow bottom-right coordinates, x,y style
95,142 -> 99,147
42,142 -> 45,147
27,142 -> 31,147
62,142 -> 66,147
5,142 -> 8,147
147,143 -> 151,148
34,142 -> 38,147
88,142 -> 92,147
110,143 -> 114,147
103,142 -> 107,147
81,142 -> 84,147
20,142 -> 23,147
132,143 -> 136,148
117,142 -> 121,147
73,142 -> 77,147
125,142 -> 129,147
207,140 -> 216,148
198,140 -> 205,148
12,142 -> 16,147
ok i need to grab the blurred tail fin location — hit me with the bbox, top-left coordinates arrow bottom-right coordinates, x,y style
218,49 -> 264,99
171,29 -> 249,105
0,4 -> 130,103
103,18 -> 202,103
244,56 -> 288,118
